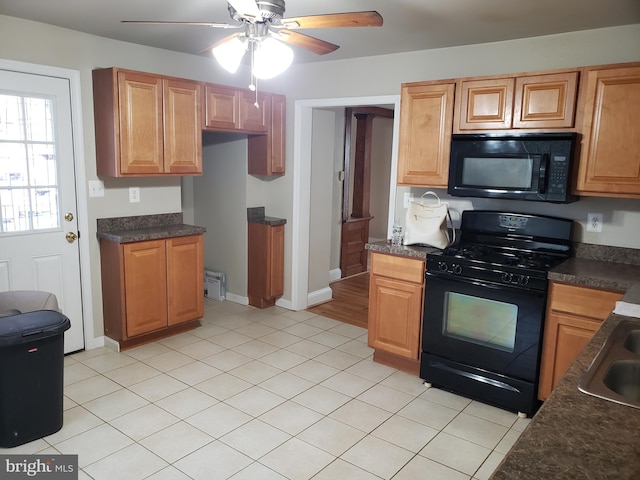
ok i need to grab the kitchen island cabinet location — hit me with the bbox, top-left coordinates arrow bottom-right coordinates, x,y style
367,251 -> 425,374
93,67 -> 202,177
576,64 -> 640,197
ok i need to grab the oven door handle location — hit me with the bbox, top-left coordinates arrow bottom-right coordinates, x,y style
426,271 -> 544,293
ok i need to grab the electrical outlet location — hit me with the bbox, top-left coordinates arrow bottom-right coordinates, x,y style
129,187 -> 140,203
88,180 -> 104,197
587,212 -> 603,233
403,192 -> 414,208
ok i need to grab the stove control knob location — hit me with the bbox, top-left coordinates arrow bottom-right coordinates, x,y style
502,272 -> 513,283
438,262 -> 448,272
453,264 -> 463,275
518,276 -> 529,286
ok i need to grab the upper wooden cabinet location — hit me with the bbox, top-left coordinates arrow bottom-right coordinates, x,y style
454,71 -> 579,132
576,65 -> 640,197
93,68 -> 202,177
248,94 -> 286,176
397,82 -> 455,187
203,84 -> 268,133
203,84 -> 238,130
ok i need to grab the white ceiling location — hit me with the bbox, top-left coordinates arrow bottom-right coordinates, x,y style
1,0 -> 639,64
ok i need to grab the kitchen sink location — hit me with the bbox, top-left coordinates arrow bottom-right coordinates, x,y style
624,330 -> 640,354
579,320 -> 640,409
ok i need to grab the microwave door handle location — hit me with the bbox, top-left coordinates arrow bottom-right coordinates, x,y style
538,154 -> 549,194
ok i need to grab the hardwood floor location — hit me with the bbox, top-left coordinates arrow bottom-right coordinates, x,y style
306,272 -> 369,329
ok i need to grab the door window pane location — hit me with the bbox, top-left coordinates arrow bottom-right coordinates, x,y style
0,93 -> 59,233
443,292 -> 517,353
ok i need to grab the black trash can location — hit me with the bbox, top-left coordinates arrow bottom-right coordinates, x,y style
0,310 -> 70,448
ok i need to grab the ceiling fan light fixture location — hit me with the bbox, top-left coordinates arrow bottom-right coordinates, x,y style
253,37 -> 294,79
212,35 -> 247,73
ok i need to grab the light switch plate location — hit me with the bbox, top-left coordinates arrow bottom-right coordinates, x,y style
129,187 -> 140,203
403,192 -> 414,208
88,180 -> 104,197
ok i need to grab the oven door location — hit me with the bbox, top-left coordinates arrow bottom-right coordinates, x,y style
422,272 -> 546,382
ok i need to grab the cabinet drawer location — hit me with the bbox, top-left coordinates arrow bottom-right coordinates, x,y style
548,282 -> 622,320
371,253 -> 425,284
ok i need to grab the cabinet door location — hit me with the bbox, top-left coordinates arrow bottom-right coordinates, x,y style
368,275 -> 423,360
204,84 -> 239,130
269,94 -> 286,175
117,71 -> 164,175
397,82 -> 455,186
248,94 -> 286,176
123,240 -> 168,337
456,78 -> 514,130
248,223 -> 284,307
513,72 -> 578,128
537,312 -> 601,400
576,66 -> 640,196
538,282 -> 622,400
239,91 -> 268,132
166,235 -> 204,325
268,224 -> 285,299
163,79 -> 202,174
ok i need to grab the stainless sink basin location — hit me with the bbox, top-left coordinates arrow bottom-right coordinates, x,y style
579,320 -> 640,409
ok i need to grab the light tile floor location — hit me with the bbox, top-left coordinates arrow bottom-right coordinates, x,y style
2,299 -> 530,479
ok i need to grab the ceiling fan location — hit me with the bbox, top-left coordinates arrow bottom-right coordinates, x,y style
123,0 -> 383,80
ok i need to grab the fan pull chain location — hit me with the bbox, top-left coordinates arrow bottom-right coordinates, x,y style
248,40 -> 260,109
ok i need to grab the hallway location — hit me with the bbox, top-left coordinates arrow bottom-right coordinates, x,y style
306,273 -> 369,329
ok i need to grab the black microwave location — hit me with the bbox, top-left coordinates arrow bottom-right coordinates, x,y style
448,132 -> 578,203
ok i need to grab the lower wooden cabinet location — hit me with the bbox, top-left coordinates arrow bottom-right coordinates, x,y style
100,235 -> 204,348
368,252 -> 425,373
248,223 -> 285,308
538,282 -> 622,400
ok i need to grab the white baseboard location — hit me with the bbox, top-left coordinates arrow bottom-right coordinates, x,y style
307,286 -> 333,307
328,268 -> 341,283
275,297 -> 294,310
225,292 -> 249,305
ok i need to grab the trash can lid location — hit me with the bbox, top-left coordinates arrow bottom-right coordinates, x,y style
0,310 -> 71,346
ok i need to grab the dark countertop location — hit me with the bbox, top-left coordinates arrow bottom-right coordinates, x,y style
365,240 -> 440,259
493,248 -> 640,480
492,287 -> 640,479
96,213 -> 206,243
549,257 -> 640,292
247,206 -> 286,226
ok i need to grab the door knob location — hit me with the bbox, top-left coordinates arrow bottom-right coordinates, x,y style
65,212 -> 74,222
66,232 -> 78,243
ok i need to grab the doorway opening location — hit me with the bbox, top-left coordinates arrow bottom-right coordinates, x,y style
292,95 -> 400,321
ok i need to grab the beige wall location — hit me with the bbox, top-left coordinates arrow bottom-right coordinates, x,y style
1,13 -> 639,343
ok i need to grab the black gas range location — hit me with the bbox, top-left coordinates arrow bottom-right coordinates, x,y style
421,211 -> 573,416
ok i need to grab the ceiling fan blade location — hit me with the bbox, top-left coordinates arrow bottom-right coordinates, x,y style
200,33 -> 243,55
281,11 -> 383,29
122,20 -> 237,28
227,0 -> 261,19
275,30 -> 339,55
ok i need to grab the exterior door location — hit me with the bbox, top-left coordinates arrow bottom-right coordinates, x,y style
0,68 -> 85,353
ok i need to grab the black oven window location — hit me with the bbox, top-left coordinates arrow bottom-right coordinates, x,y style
443,292 -> 517,353
461,156 -> 534,189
